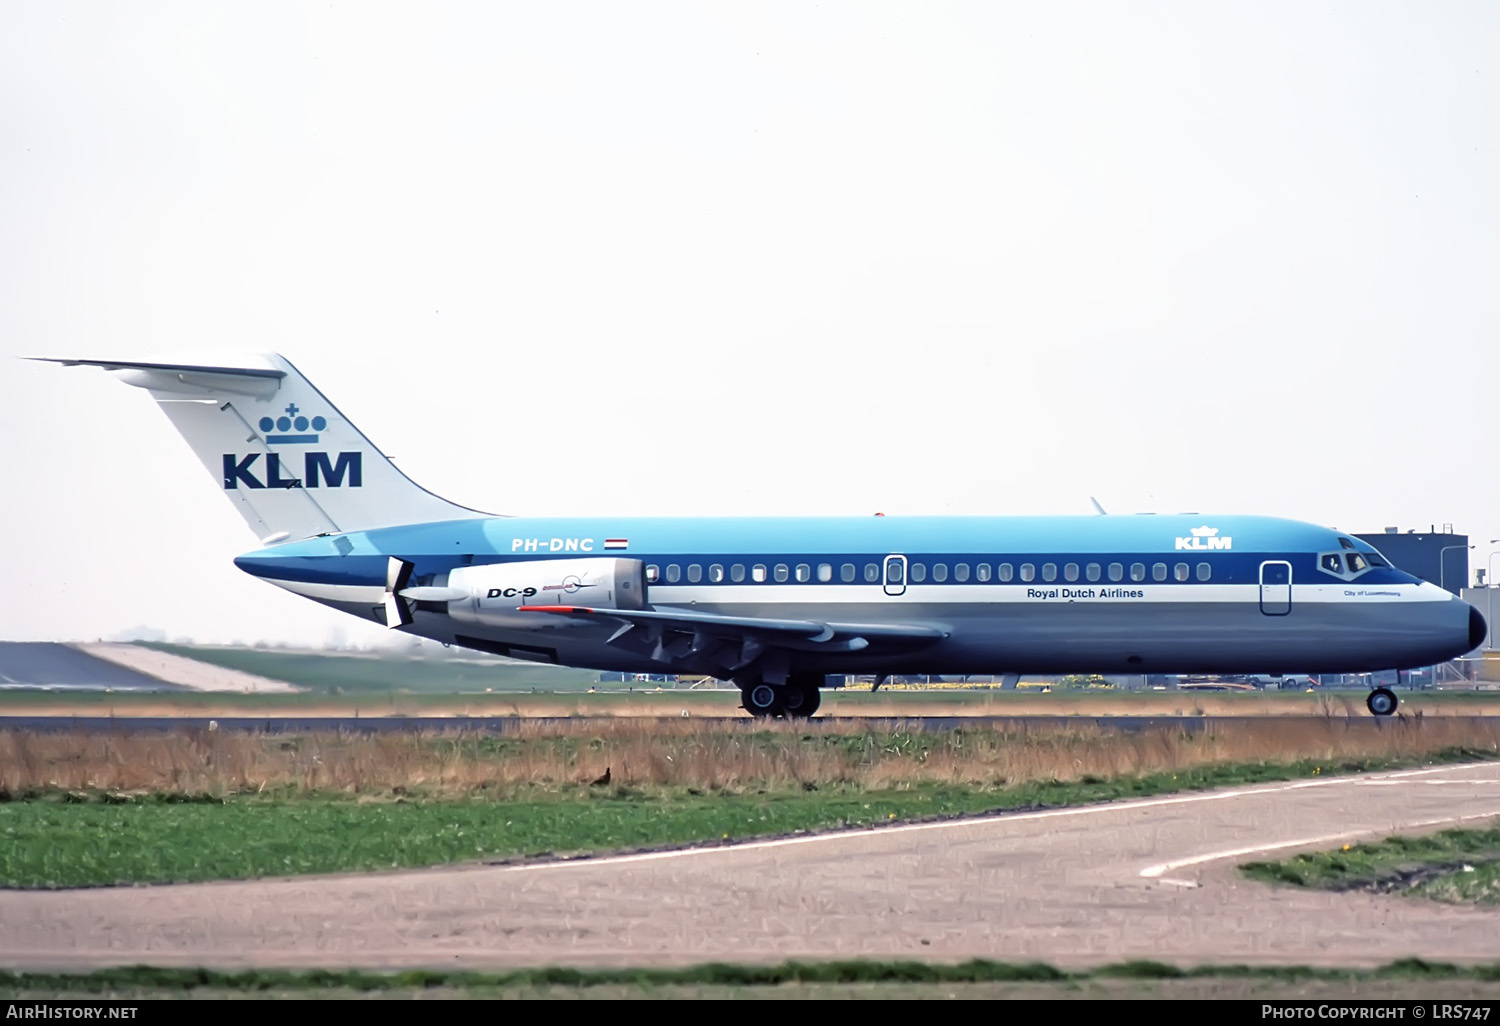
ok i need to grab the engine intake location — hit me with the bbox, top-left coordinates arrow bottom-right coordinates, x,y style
442,558 -> 647,628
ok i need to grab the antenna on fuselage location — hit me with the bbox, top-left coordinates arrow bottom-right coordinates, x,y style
1090,497 -> 1107,515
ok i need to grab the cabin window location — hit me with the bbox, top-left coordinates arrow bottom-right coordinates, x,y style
1152,563 -> 1168,582
752,564 -> 767,582
932,563 -> 949,583
731,564 -> 746,583
795,563 -> 811,582
1108,562 -> 1123,582
1085,562 -> 1101,582
709,564 -> 724,583
666,564 -> 682,583
954,563 -> 970,582
864,563 -> 880,582
646,565 -> 660,583
1042,562 -> 1057,582
1130,563 -> 1146,582
817,563 -> 833,582
1196,562 -> 1211,581
976,563 -> 991,582
687,564 -> 702,583
1174,562 -> 1189,582
911,563 -> 927,583
774,564 -> 789,582
1019,563 -> 1035,582
1064,562 -> 1080,582
841,563 -> 856,582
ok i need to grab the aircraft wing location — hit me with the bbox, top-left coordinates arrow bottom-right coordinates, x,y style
517,604 -> 946,677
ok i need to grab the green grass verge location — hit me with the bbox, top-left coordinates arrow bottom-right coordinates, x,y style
4,957 -> 1500,996
2,746 -> 1494,889
1241,823 -> 1500,903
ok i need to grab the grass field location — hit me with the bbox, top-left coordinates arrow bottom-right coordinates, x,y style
2,715 -> 1497,887
1241,822 -> 1500,904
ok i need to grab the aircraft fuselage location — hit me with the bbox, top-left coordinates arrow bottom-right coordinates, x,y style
233,512 -> 1486,680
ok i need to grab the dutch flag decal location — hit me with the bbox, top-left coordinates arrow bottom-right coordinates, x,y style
604,538 -> 628,550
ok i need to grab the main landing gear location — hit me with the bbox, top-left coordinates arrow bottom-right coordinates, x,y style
1366,687 -> 1398,717
738,676 -> 823,720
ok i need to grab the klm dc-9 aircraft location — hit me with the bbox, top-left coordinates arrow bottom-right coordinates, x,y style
37,354 -> 1487,719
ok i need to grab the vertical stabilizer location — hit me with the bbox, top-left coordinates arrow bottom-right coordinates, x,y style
32,352 -> 495,543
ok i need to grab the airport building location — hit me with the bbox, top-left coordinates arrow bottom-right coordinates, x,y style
1355,525 -> 1471,596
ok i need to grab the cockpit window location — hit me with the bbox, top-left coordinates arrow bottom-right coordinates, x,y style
1338,537 -> 1356,550
1320,549 -> 1378,580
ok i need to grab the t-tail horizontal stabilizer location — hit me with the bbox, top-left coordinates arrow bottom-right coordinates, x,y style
31,353 -> 497,543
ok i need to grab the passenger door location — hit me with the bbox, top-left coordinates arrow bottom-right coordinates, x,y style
1259,560 -> 1292,616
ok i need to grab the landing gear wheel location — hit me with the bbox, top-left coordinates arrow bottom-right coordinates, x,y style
741,682 -> 785,719
1367,687 -> 1398,717
782,679 -> 822,719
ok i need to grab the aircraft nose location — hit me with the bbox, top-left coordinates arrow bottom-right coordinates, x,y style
1471,603 -> 1490,652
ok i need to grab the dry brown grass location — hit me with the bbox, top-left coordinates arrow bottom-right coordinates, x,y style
2,716 -> 1496,798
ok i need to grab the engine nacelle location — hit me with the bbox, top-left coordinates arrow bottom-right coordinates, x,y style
443,558 -> 647,628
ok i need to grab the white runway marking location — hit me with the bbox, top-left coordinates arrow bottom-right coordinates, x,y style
1139,807 -> 1500,883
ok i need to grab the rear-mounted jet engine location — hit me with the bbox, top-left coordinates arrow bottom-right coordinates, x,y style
406,557 -> 648,628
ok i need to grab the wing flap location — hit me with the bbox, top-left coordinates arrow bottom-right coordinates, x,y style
517,604 -> 946,677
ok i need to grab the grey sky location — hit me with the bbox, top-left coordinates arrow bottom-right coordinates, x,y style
2,2 -> 1497,649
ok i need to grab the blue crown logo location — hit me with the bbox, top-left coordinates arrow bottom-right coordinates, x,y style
259,404 -> 328,444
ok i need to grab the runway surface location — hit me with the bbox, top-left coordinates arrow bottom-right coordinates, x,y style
1,714 -> 1486,733
4,761 -> 1500,971
0,642 -> 190,692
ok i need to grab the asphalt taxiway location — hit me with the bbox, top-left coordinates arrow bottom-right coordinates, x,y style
0,642 -> 191,692
4,760 -> 1499,972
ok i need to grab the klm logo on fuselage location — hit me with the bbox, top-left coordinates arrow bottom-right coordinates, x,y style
222,452 -> 362,489
1175,525 -> 1232,551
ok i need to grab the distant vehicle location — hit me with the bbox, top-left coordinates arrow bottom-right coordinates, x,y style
36,352 -> 1490,721
1240,674 -> 1320,690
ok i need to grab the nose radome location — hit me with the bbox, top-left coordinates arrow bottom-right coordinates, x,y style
1472,604 -> 1490,652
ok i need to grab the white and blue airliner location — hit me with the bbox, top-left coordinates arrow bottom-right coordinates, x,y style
37,353 -> 1487,719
